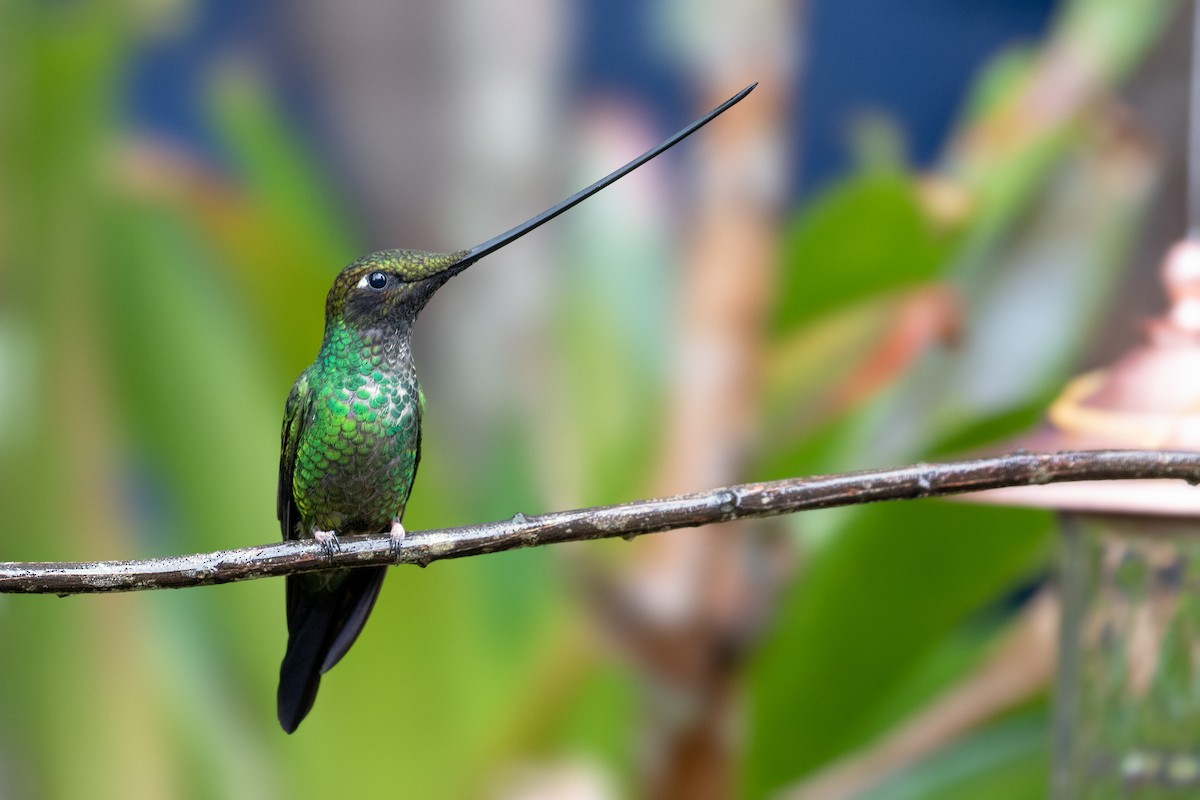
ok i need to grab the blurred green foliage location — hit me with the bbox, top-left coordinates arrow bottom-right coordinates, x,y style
743,0 -> 1170,795
770,171 -> 950,334
0,0 -> 1176,798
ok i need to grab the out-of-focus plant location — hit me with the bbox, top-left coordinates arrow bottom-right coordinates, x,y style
0,1 -> 1180,799
742,1 -> 1171,796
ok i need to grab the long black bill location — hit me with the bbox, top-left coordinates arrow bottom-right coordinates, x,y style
447,82 -> 757,271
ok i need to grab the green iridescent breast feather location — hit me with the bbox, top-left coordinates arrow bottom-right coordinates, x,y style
279,320 -> 423,539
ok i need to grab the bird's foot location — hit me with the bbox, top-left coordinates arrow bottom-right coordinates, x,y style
388,520 -> 406,562
312,528 -> 341,557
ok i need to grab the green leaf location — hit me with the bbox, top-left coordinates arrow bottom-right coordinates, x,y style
743,501 -> 1051,794
771,171 -> 951,335
861,710 -> 1048,800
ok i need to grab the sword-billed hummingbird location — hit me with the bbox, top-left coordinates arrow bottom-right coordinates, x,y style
276,83 -> 756,732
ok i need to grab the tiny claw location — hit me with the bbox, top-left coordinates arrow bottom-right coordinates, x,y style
389,520 -> 406,562
312,528 -> 341,557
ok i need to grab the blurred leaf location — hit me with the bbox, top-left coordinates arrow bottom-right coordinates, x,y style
744,501 -> 1051,794
762,287 -> 961,460
204,66 -> 359,377
207,63 -> 359,267
944,0 -> 1174,284
857,602 -> 1039,738
771,171 -> 952,335
860,709 -> 1048,800
847,114 -> 909,174
958,47 -> 1038,125
924,402 -> 1050,460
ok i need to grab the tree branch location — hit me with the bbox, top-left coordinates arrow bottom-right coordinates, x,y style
3,449 -> 1197,595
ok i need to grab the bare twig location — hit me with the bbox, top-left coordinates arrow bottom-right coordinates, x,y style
2,449 -> 1197,595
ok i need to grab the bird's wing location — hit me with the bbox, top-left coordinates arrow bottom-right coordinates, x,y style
277,371 -> 312,541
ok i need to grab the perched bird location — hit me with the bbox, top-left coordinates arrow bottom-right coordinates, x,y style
276,83 -> 757,733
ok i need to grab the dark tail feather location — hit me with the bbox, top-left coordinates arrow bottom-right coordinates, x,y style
320,568 -> 386,673
277,566 -> 387,733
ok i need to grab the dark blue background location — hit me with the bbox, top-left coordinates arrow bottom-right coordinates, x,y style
127,0 -> 1057,199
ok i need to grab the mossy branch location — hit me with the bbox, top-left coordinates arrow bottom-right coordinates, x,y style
2,449 -> 1197,595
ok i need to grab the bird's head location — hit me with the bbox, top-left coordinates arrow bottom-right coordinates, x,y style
325,248 -> 471,331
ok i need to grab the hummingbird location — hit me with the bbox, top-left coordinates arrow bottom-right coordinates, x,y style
276,82 -> 756,733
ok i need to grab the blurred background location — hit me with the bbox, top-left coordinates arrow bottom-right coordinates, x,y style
0,0 -> 1190,797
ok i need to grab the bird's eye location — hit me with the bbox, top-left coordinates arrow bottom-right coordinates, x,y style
367,271 -> 388,290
